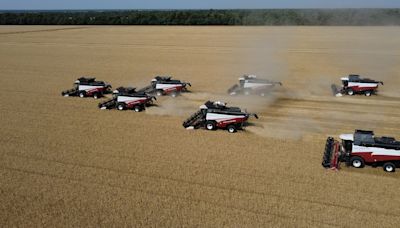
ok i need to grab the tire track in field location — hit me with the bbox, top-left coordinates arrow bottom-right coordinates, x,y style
248,93 -> 400,140
0,165 -> 344,228
3,152 -> 400,221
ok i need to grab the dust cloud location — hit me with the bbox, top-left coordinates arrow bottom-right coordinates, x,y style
145,27 -> 399,140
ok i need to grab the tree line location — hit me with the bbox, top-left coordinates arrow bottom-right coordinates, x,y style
1,9 -> 400,25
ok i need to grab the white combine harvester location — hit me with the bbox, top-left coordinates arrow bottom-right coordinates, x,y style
322,130 -> 400,172
138,76 -> 191,97
61,77 -> 112,99
98,87 -> 156,112
183,101 -> 258,133
228,75 -> 282,96
332,74 -> 383,97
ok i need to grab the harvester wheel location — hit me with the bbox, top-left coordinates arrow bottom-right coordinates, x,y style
227,125 -> 237,133
383,162 -> 396,172
347,89 -> 354,96
171,91 -> 178,98
134,105 -> 142,112
156,90 -> 164,96
350,156 -> 365,168
117,103 -> 125,111
79,91 -> 86,98
365,91 -> 372,97
205,121 -> 216,131
93,92 -> 99,99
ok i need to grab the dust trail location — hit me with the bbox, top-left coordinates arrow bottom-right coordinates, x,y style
147,27 -> 399,140
145,91 -> 279,120
246,27 -> 400,140
227,28 -> 328,139
184,91 -> 279,113
246,115 -> 324,141
145,96 -> 200,117
377,64 -> 400,98
147,28 -> 292,122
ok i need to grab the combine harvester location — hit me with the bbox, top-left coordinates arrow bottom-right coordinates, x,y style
228,75 -> 282,96
322,130 -> 400,172
138,76 -> 191,97
98,87 -> 156,112
332,74 -> 383,97
183,101 -> 258,133
61,77 -> 112,99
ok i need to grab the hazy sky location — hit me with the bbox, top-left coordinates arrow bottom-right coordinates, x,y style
1,0 -> 400,10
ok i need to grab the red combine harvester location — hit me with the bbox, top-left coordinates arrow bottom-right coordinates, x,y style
332,74 -> 383,97
183,101 -> 258,133
61,77 -> 112,99
98,87 -> 156,112
322,130 -> 400,172
138,76 -> 191,97
228,75 -> 282,96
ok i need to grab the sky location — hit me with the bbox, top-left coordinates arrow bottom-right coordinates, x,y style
1,0 -> 400,10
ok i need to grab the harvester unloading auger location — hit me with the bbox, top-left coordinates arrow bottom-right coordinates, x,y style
322,130 -> 400,172
138,76 -> 191,97
331,74 -> 383,97
228,75 -> 282,96
183,101 -> 258,133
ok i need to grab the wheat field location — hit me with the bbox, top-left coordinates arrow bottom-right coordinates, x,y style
1,26 -> 400,227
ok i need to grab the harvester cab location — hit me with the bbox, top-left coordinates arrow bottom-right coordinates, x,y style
183,100 -> 258,133
228,74 -> 282,96
138,75 -> 191,97
322,130 -> 400,172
